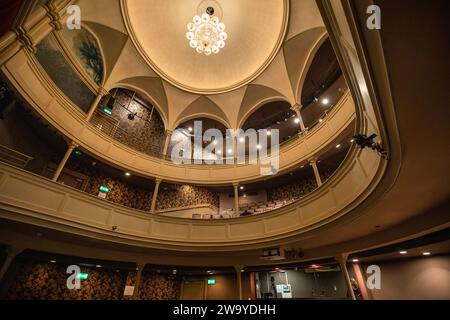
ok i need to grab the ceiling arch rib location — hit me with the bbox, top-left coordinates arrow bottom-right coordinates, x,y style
174,97 -> 231,129
206,87 -> 247,129
252,50 -> 295,105
283,27 -> 327,103
106,39 -> 158,88
114,76 -> 169,128
285,0 -> 325,41
237,84 -> 288,128
82,21 -> 129,82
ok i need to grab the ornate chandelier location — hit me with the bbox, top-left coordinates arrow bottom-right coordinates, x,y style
186,8 -> 227,56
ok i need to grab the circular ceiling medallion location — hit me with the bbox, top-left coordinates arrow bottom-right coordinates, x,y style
121,0 -> 289,95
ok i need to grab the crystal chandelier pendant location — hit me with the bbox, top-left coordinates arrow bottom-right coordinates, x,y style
186,11 -> 227,56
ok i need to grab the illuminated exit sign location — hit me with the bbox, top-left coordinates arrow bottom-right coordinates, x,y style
99,186 -> 110,193
76,273 -> 89,280
207,279 -> 216,285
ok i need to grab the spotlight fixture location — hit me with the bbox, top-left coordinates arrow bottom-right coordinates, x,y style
125,172 -> 131,177
240,186 -> 244,190
322,98 -> 329,105
422,252 -> 431,256
313,97 -> 319,103
267,130 -> 272,136
336,144 -> 341,149
96,265 -> 102,268
227,148 -> 233,154
50,260 -> 56,263
256,145 -> 262,150
353,133 -> 388,159
294,118 -> 300,124
213,140 -> 218,145
400,251 -> 408,255
188,127 -> 193,132
352,259 -> 359,262
239,137 -> 245,143
217,150 -> 222,154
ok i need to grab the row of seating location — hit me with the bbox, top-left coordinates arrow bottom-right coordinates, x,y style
191,198 -> 298,219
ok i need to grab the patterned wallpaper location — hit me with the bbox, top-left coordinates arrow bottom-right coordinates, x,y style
138,272 -> 181,300
267,177 -> 317,202
4,262 -> 127,300
267,170 -> 334,202
66,160 -> 153,212
156,185 -> 219,210
98,89 -> 165,157
3,261 -> 182,300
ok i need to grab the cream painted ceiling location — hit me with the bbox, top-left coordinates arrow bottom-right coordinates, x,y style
74,0 -> 327,130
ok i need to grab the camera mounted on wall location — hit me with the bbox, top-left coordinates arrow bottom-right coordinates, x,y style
353,133 -> 388,160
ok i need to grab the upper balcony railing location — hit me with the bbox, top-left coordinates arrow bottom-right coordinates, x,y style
1,47 -> 356,184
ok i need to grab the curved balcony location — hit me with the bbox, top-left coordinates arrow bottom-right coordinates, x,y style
0,140 -> 382,250
1,49 -> 355,185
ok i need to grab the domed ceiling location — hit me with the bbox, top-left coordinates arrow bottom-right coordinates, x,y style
76,0 -> 328,130
122,0 -> 289,94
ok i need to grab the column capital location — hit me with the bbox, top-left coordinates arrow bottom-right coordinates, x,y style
68,141 -> 79,149
98,87 -> 109,97
135,262 -> 146,271
232,182 -> 240,188
290,103 -> 302,112
308,156 -> 318,165
155,178 -> 163,185
234,265 -> 245,273
165,129 -> 173,136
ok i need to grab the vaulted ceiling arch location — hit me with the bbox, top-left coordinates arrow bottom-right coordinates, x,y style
174,96 -> 231,130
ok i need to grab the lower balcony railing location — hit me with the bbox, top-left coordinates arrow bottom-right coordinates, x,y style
0,141 -> 382,250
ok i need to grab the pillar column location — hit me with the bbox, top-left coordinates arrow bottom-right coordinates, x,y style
291,103 -> 306,133
150,179 -> 162,213
309,157 -> 322,187
162,130 -> 173,157
232,134 -> 237,161
52,141 -> 78,182
0,245 -> 23,282
132,262 -> 146,300
233,183 -> 240,215
234,265 -> 244,300
86,87 -> 108,121
336,254 -> 356,300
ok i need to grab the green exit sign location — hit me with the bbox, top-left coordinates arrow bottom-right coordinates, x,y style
76,273 -> 89,280
99,186 -> 110,193
103,107 -> 113,115
207,279 -> 216,285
